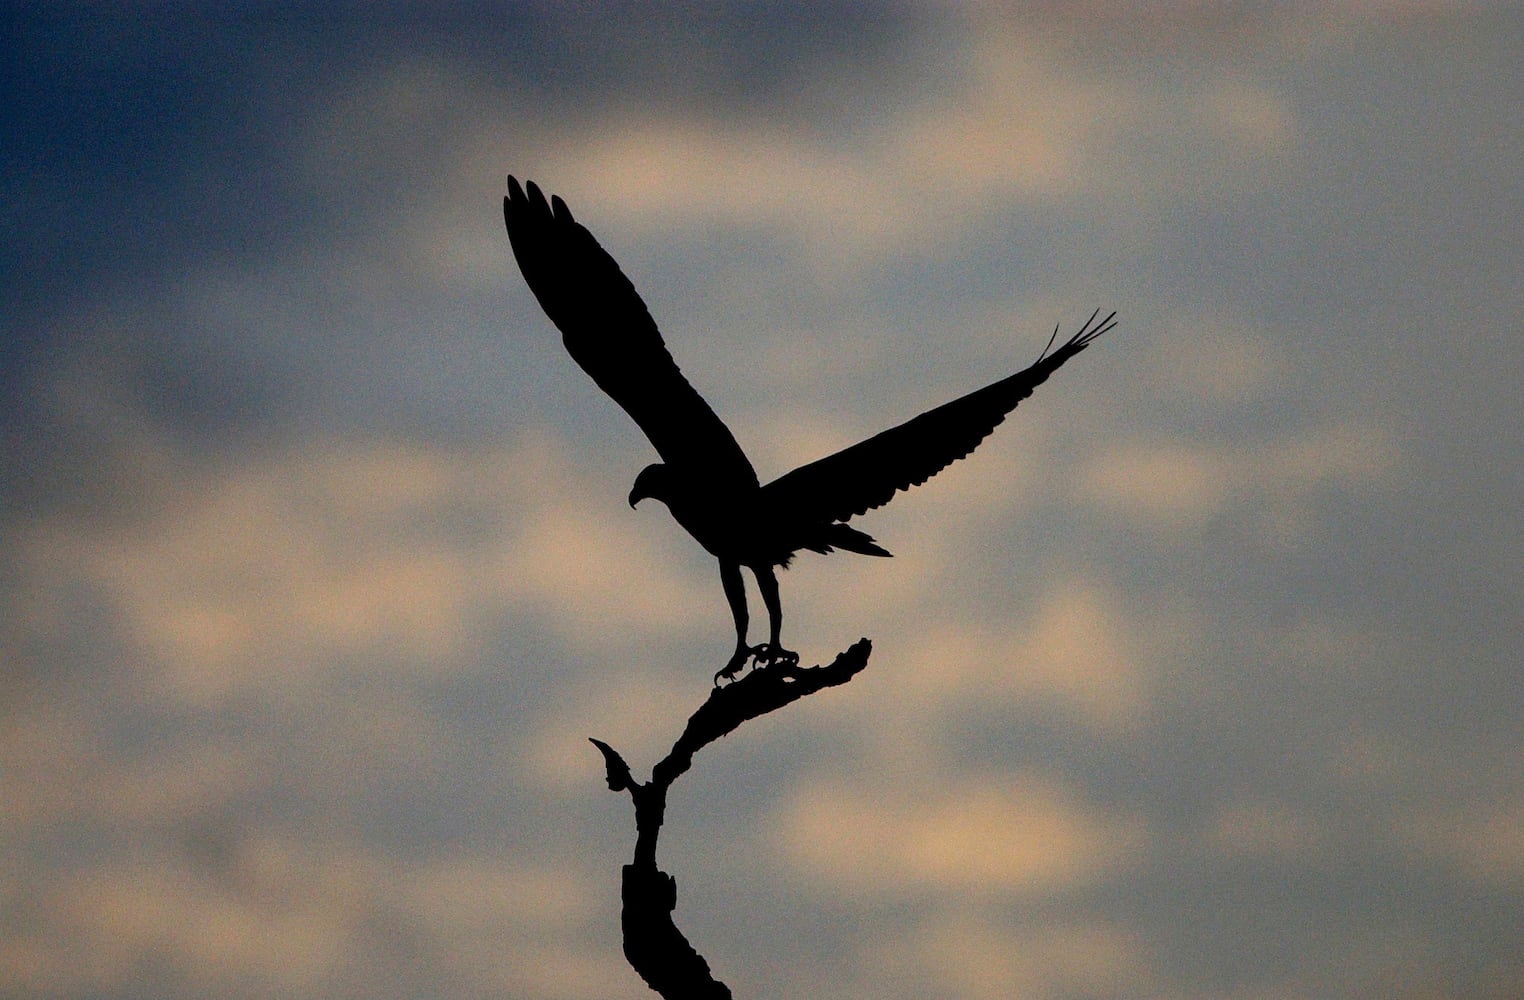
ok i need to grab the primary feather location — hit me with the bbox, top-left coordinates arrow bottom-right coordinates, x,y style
504,177 -> 756,487
759,310 -> 1115,522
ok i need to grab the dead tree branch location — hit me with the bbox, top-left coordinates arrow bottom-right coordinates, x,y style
590,639 -> 873,999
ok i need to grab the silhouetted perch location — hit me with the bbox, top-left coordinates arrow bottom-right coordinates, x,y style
591,640 -> 872,999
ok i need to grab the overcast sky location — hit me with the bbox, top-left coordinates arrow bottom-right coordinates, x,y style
4,5 -> 1521,999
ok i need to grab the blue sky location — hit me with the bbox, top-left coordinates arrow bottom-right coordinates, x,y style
4,5 -> 1521,998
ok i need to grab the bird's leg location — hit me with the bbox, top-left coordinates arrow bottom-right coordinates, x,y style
751,565 -> 799,669
715,561 -> 754,684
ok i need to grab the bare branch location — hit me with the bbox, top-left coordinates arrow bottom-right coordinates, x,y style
590,640 -> 873,999
589,738 -> 635,792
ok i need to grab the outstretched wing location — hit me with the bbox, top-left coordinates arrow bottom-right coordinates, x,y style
504,177 -> 756,485
760,310 -> 1115,522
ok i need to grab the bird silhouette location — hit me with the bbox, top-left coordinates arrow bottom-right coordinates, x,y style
504,177 -> 1114,682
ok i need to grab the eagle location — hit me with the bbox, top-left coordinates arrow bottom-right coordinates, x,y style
504,177 -> 1113,682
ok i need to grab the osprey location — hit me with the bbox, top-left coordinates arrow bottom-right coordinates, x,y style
504,177 -> 1113,681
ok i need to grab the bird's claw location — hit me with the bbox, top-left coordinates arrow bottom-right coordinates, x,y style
713,643 -> 800,685
751,643 -> 799,670
714,649 -> 752,685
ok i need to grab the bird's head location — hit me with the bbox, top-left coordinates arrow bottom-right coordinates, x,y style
629,463 -> 671,508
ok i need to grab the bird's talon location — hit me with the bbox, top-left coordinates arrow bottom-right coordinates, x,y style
715,652 -> 751,685
749,643 -> 799,670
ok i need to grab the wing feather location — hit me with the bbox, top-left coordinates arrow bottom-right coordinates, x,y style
504,177 -> 756,485
760,311 -> 1115,522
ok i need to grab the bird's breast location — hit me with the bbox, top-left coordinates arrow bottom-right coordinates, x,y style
663,483 -> 785,563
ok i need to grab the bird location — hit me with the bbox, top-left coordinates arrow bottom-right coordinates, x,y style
503,176 -> 1114,682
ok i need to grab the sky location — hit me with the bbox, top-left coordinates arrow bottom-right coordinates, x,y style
3,4 -> 1521,998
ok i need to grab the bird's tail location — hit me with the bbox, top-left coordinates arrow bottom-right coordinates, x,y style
826,522 -> 892,557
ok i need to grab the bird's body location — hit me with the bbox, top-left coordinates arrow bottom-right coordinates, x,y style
504,176 -> 1113,680
637,463 -> 887,565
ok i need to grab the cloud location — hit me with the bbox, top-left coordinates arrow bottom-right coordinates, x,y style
292,13 -> 1305,313
1083,421 -> 1399,529
883,578 -> 1154,732
1143,316 -> 1285,405
7,426 -> 713,710
1208,800 -> 1325,860
7,841 -> 625,1000
543,19 -> 1301,247
517,670 -> 701,793
855,912 -> 1151,1000
775,769 -> 1146,896
1402,802 -> 1524,886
